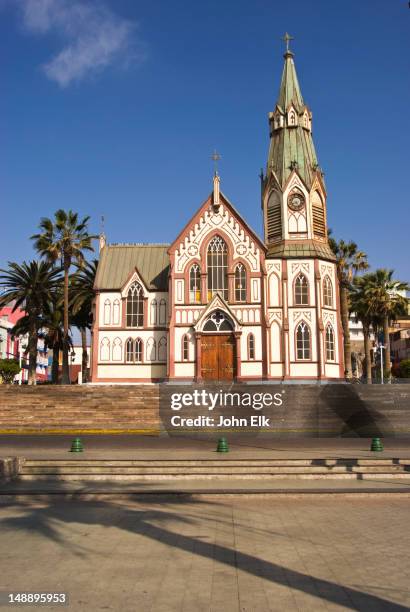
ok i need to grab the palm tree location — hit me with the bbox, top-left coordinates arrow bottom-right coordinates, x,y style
363,269 -> 409,381
43,294 -> 66,384
70,260 -> 98,382
0,261 -> 61,385
350,275 -> 380,384
328,236 -> 368,379
31,210 -> 97,384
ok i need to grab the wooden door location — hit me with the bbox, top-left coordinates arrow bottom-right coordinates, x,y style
201,334 -> 235,380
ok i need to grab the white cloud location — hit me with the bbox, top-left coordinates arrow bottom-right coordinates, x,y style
16,0 -> 142,87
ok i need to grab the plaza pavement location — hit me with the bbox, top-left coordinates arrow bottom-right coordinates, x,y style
1,435 -> 410,460
0,496 -> 409,611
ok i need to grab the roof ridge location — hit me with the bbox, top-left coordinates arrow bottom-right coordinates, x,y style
108,242 -> 170,247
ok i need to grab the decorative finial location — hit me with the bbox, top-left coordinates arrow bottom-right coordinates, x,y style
281,32 -> 294,54
211,149 -> 221,176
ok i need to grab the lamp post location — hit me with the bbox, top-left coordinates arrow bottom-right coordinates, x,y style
19,339 -> 28,385
70,351 -> 76,385
379,344 -> 386,385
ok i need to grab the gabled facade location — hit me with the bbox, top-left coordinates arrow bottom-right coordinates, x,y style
90,44 -> 344,383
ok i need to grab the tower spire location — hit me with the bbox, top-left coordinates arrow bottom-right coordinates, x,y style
265,41 -> 318,189
261,40 -> 333,260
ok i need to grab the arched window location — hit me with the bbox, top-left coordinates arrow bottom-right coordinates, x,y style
135,338 -> 143,363
182,334 -> 189,361
189,264 -> 201,303
159,299 -> 167,325
103,299 -> 111,325
158,337 -> 167,362
146,337 -> 156,362
296,322 -> 311,360
100,338 -> 110,361
235,264 -> 247,302
325,325 -> 335,362
112,337 -> 122,361
323,276 -> 333,308
248,333 -> 255,360
112,299 -> 120,325
125,338 -> 134,363
294,274 -> 309,305
150,300 -> 158,325
207,235 -> 228,300
126,282 -> 144,327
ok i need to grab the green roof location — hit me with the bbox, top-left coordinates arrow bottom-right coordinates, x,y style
277,51 -> 305,110
94,244 -> 170,291
267,241 -> 336,261
266,51 -> 320,189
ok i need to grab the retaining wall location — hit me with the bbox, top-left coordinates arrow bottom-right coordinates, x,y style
0,384 -> 409,437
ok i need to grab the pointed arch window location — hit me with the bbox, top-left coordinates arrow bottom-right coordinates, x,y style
112,337 -> 122,361
182,334 -> 189,361
189,264 -> 201,303
146,337 -> 156,362
150,300 -> 158,326
323,276 -> 333,308
296,322 -> 311,360
125,338 -> 143,363
235,263 -> 247,302
159,299 -> 167,325
158,337 -> 167,362
100,338 -> 110,361
207,236 -> 228,300
112,299 -> 120,325
294,274 -> 309,305
126,282 -> 144,327
248,333 -> 255,360
103,299 -> 111,325
125,338 -> 134,363
325,324 -> 335,362
135,338 -> 143,363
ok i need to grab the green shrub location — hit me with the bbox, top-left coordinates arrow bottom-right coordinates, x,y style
399,359 -> 410,378
0,359 -> 21,384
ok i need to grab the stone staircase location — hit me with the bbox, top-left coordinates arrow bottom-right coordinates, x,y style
17,458 -> 410,481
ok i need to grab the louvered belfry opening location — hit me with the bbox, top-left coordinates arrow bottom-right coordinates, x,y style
312,191 -> 326,237
267,190 -> 282,242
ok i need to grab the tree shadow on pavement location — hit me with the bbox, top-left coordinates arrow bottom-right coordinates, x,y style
0,496 -> 408,611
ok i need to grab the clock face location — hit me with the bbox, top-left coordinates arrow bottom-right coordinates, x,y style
288,193 -> 305,211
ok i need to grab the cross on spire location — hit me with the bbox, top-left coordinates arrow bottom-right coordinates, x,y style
211,149 -> 221,176
281,32 -> 294,53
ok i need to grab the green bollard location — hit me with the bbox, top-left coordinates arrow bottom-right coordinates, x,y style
217,437 -> 229,453
70,437 -> 83,453
370,437 -> 384,452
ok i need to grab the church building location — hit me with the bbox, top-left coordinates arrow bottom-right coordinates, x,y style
90,43 -> 344,383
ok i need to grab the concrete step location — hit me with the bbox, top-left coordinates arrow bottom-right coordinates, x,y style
20,465 -> 410,475
22,458 -> 410,467
17,472 -> 410,481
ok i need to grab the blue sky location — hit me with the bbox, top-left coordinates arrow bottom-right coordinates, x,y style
1,0 -> 409,281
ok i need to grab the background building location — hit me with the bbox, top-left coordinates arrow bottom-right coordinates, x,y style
0,305 -> 48,383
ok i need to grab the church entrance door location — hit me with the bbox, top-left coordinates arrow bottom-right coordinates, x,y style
201,334 -> 236,381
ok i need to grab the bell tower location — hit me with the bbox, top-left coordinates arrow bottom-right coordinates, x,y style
261,35 -> 334,261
